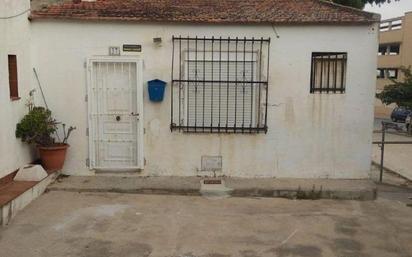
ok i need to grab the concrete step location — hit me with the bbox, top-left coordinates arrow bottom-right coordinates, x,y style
48,176 -> 377,201
200,178 -> 233,198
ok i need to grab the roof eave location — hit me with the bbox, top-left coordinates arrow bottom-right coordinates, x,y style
28,14 -> 380,25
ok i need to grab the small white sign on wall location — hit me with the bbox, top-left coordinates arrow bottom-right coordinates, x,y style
201,156 -> 222,171
109,46 -> 121,56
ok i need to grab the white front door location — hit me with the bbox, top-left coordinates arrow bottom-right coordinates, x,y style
87,58 -> 143,170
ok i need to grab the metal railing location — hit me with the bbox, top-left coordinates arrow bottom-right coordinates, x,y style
373,121 -> 412,182
380,17 -> 403,32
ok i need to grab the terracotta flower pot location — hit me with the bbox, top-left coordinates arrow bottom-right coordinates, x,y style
37,143 -> 69,172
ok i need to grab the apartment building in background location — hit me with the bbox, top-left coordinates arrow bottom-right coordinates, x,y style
375,11 -> 412,118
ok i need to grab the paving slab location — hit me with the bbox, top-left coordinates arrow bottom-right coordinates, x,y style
48,175 -> 376,200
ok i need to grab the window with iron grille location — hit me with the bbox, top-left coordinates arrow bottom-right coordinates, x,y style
171,36 -> 270,133
310,52 -> 347,94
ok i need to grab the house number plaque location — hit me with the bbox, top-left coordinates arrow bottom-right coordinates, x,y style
108,46 -> 121,56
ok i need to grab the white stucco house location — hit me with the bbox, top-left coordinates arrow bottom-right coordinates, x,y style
1,0 -> 380,179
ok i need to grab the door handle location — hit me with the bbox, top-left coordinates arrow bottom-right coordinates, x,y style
130,112 -> 139,117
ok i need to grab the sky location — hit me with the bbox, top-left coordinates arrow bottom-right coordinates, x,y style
364,0 -> 412,20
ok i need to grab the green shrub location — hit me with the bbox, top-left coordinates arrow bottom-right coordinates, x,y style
377,67 -> 412,109
15,107 -> 57,146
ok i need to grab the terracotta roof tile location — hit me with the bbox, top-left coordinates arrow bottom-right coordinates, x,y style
30,0 -> 380,24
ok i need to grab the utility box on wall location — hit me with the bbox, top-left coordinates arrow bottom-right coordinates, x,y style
148,79 -> 166,102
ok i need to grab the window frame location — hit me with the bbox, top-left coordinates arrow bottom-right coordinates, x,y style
170,36 -> 270,134
310,52 -> 347,94
8,55 -> 20,101
378,43 -> 401,56
388,44 -> 401,55
378,45 -> 387,56
377,68 -> 385,79
387,68 -> 398,79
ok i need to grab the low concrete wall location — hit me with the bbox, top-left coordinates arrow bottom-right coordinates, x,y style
47,175 -> 377,201
1,172 -> 59,226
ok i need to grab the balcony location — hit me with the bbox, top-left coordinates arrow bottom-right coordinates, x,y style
376,78 -> 392,91
379,17 -> 404,44
378,54 -> 402,68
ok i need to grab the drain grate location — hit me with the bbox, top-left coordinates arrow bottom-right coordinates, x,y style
203,179 -> 222,185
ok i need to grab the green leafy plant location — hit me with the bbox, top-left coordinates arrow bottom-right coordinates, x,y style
16,91 -> 76,147
376,67 -> 412,109
16,106 -> 57,146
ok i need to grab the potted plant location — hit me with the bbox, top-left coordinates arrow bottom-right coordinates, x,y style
16,103 -> 76,172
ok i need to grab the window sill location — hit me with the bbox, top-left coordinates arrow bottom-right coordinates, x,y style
10,97 -> 21,101
170,124 -> 268,134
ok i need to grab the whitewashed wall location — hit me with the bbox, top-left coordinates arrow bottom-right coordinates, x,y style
0,0 -> 34,179
30,21 -> 379,178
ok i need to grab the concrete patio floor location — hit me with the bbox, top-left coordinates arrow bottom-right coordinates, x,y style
0,190 -> 411,257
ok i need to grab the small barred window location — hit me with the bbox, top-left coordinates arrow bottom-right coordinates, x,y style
310,52 -> 347,94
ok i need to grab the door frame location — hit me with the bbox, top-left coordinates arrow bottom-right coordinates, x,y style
86,56 -> 144,170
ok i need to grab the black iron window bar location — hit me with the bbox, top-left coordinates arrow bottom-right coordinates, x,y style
310,52 -> 347,94
170,36 -> 271,133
